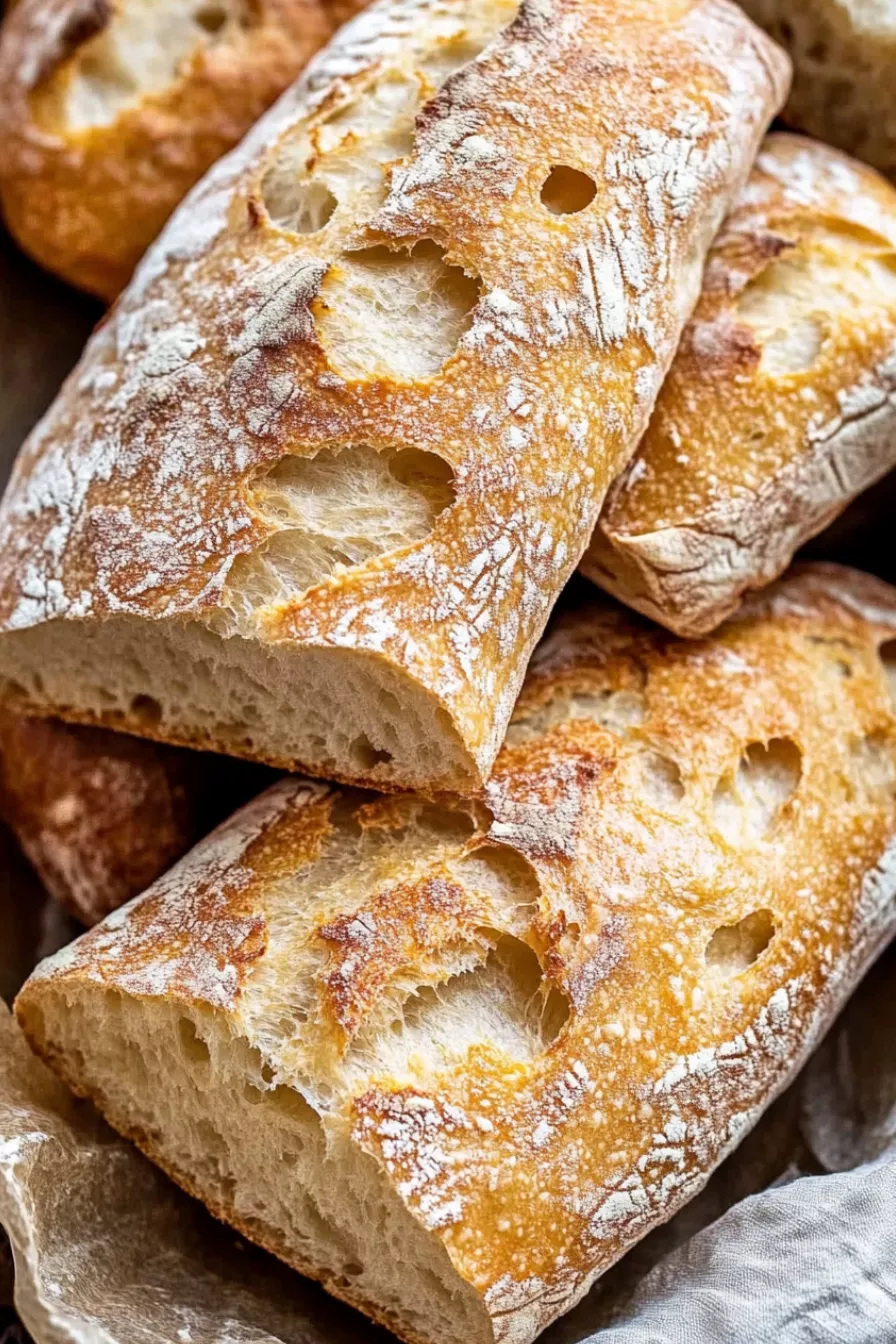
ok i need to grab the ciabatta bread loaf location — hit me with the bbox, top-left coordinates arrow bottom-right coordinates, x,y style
739,0 -> 896,181
0,711 -> 268,924
17,564 -> 896,1344
0,0 -> 787,795
582,134 -> 896,637
0,0 -> 333,298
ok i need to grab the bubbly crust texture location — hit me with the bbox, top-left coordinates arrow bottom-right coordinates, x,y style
739,0 -> 896,182
0,0 -> 334,298
0,710 -> 269,924
0,0 -> 788,793
583,134 -> 896,637
16,564 -> 896,1344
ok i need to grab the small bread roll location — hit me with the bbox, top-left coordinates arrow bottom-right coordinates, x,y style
0,0 -> 787,795
582,134 -> 896,636
739,0 -> 896,181
16,564 -> 896,1344
0,711 -> 269,924
0,0 -> 334,298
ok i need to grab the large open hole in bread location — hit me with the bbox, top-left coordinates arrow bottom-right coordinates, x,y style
259,0 -> 519,243
225,443 -> 456,620
0,616 -> 477,791
344,932 -> 570,1082
260,73 -> 423,235
735,221 -> 896,377
504,686 -> 646,745
704,908 -> 775,976
712,737 -> 802,845
316,243 -> 480,382
35,0 -> 250,132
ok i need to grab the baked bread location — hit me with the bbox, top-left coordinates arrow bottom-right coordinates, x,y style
0,711 -> 269,925
16,563 -> 896,1344
582,134 -> 896,637
738,0 -> 896,182
0,0 -> 334,298
0,0 -> 788,796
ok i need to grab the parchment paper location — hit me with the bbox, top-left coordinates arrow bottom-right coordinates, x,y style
2,228 -> 896,1343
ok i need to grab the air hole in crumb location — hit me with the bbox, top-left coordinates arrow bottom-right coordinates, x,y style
713,737 -> 802,845
269,1086 -> 316,1122
244,1083 -> 265,1105
316,241 -> 479,381
194,4 -> 227,33
415,804 -> 477,842
130,693 -> 162,726
705,909 -> 775,975
343,1262 -> 364,1277
178,1017 -> 210,1064
640,751 -> 684,807
540,165 -> 596,215
378,689 -> 402,715
261,174 -> 337,234
850,730 -> 896,793
225,442 -> 455,620
505,687 -> 645,745
360,934 -> 569,1066
350,733 -> 394,771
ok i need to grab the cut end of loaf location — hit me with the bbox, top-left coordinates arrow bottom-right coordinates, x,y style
0,615 -> 479,794
15,985 -> 492,1344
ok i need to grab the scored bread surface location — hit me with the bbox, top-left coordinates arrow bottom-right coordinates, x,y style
582,133 -> 896,637
0,0 -> 788,795
0,0 -> 335,298
17,564 -> 896,1344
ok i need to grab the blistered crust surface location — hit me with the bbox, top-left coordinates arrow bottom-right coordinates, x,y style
0,0 -> 787,782
19,564 -> 896,1344
0,0 -> 334,297
583,133 -> 896,636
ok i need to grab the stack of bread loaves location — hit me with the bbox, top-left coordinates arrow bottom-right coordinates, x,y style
2,0 -> 896,1341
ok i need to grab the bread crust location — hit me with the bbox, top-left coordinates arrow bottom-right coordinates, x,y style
739,0 -> 896,182
582,134 -> 896,636
0,0 -> 788,793
16,563 -> 896,1344
0,0 -> 334,298
0,710 -> 270,923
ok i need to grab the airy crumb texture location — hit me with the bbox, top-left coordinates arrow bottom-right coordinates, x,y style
583,134 -> 896,637
0,0 -> 788,793
740,0 -> 896,181
17,564 -> 896,1344
0,0 -> 335,297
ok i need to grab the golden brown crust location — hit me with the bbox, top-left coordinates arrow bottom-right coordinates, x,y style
0,0 -> 788,793
582,134 -> 896,636
16,563 -> 896,1344
0,0 -> 334,297
0,709 -> 272,923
